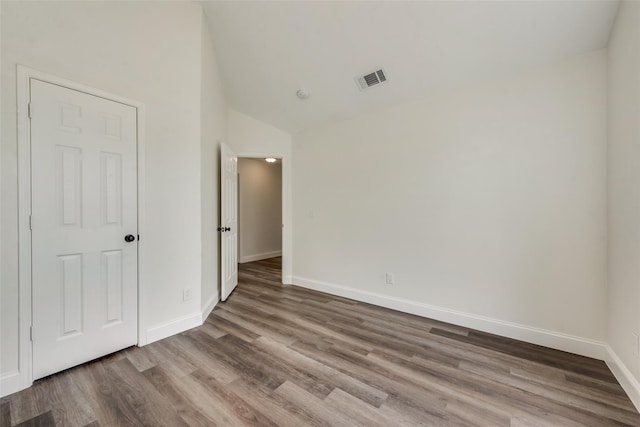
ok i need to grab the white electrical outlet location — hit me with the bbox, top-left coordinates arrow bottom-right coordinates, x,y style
183,288 -> 193,301
633,333 -> 639,357
385,272 -> 394,285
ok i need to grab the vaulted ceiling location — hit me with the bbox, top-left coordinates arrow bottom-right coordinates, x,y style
202,1 -> 619,133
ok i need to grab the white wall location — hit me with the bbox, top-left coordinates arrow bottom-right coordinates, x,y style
228,108 -> 293,155
227,108 -> 293,282
1,1 -> 225,394
293,50 -> 607,347
200,13 -> 227,317
238,158 -> 282,263
607,0 -> 640,402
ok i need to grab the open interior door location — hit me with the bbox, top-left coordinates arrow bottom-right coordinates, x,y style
220,143 -> 238,301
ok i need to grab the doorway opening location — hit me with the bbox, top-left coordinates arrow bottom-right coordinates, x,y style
237,157 -> 283,283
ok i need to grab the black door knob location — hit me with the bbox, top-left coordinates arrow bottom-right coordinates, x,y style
124,234 -> 135,242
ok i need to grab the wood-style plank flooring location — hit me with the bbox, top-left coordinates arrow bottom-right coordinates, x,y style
2,257 -> 639,426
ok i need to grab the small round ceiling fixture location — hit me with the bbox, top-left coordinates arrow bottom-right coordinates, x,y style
265,158 -> 277,163
296,89 -> 310,100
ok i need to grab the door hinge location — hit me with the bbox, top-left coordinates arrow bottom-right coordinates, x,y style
28,103 -> 32,119
29,215 -> 32,230
29,326 -> 33,341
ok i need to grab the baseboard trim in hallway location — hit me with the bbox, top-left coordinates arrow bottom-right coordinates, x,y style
239,250 -> 282,264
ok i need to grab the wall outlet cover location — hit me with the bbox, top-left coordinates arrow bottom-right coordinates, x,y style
385,272 -> 394,285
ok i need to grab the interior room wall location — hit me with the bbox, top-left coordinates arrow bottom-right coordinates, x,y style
227,108 -> 293,282
238,158 -> 282,263
293,50 -> 607,349
0,1 -> 225,394
227,108 -> 293,155
200,12 -> 227,317
607,0 -> 640,397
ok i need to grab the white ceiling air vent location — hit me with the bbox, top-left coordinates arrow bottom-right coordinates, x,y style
355,68 -> 387,91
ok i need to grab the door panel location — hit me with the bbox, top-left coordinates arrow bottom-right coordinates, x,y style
58,253 -> 83,336
103,249 -> 124,323
221,143 -> 238,301
58,146 -> 82,226
101,152 -> 123,225
30,79 -> 138,379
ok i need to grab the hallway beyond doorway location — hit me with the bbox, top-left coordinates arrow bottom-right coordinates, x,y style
238,257 -> 282,286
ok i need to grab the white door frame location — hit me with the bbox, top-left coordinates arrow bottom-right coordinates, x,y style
235,152 -> 292,285
13,65 -> 147,394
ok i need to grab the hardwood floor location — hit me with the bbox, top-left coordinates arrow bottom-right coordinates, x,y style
2,257 -> 639,426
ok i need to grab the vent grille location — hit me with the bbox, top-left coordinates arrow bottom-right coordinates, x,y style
356,68 -> 388,90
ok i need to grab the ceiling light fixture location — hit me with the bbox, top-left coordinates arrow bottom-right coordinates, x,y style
296,89 -> 310,100
265,158 -> 277,163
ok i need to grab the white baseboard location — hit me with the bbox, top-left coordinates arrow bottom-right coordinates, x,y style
5,295 -> 214,397
240,250 -> 282,264
145,294 -> 220,345
145,311 -> 202,345
283,274 -> 293,285
202,293 -> 219,323
0,370 -> 29,398
604,346 -> 640,411
292,276 -> 607,360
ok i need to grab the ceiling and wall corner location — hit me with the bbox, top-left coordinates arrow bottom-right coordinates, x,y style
203,0 -> 619,133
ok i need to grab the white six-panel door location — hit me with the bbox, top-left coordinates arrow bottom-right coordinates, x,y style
220,143 -> 238,301
30,79 -> 138,379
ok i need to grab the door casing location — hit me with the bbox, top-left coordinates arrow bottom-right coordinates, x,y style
14,65 -> 147,394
